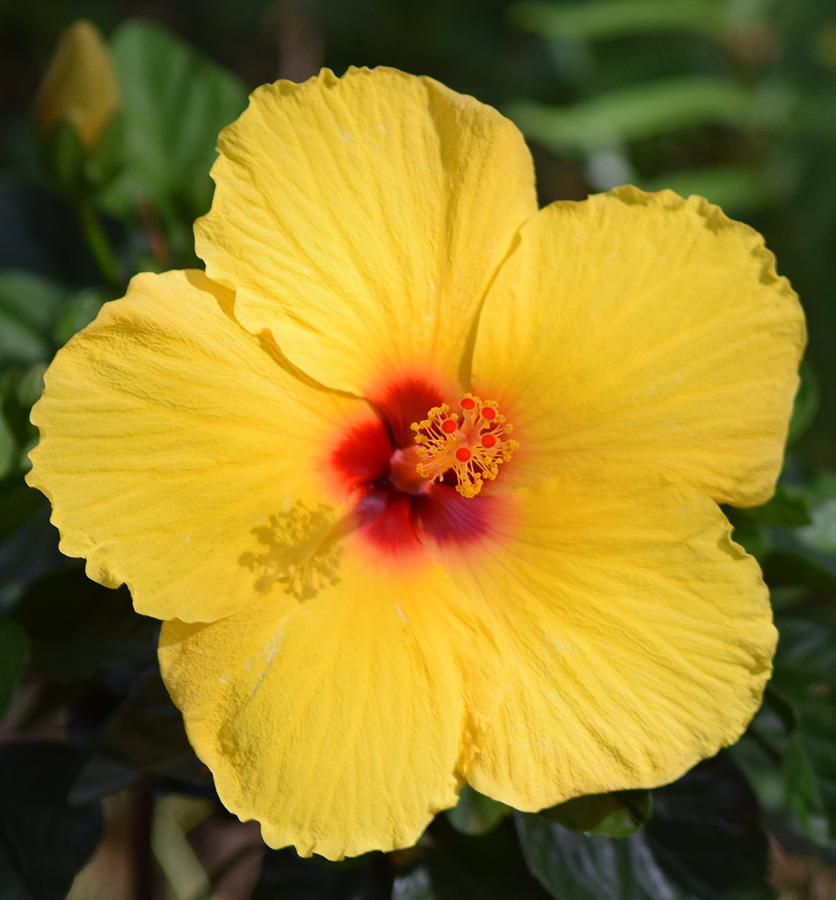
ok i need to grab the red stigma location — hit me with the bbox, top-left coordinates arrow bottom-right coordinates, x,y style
481,406 -> 497,420
455,447 -> 473,462
460,397 -> 476,410
481,434 -> 497,448
442,419 -> 458,434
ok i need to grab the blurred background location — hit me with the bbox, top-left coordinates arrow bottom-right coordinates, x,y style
1,1 -> 835,898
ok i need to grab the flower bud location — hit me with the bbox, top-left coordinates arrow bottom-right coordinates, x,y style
34,20 -> 120,151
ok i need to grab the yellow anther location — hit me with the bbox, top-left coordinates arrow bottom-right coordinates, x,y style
409,394 -> 518,498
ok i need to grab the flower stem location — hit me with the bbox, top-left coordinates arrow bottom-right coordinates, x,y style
76,199 -> 121,289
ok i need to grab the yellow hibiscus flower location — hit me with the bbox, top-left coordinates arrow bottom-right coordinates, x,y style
27,67 -> 805,860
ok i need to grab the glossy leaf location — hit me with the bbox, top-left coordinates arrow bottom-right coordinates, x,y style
446,785 -> 509,836
518,755 -> 769,900
539,790 -> 652,838
518,815 -> 686,900
645,755 -> 768,898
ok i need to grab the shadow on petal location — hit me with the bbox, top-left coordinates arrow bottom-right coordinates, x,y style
238,501 -> 345,601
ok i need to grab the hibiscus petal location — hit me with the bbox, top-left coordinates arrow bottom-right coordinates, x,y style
158,554 -> 484,860
28,269 -> 374,623
472,187 -> 805,506
454,476 -> 775,811
195,66 -> 537,395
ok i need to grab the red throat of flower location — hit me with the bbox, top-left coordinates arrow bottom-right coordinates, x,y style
410,394 -> 518,498
328,377 -> 517,561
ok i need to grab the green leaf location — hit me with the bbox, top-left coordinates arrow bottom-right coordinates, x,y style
14,571 -> 157,681
70,668 -> 205,803
762,551 -> 836,596
539,790 -> 652,838
771,616 -> 836,838
517,815 -> 686,900
15,362 -> 46,410
104,19 -> 248,256
763,686 -> 798,735
0,507 -> 61,608
509,77 -> 751,154
0,408 -> 15,480
411,816 -> 551,900
446,785 -> 509,836
788,362 -> 819,445
0,271 -> 66,369
511,0 -> 726,42
638,165 -> 772,216
52,287 -> 108,346
0,616 -> 28,719
784,734 -> 823,837
517,755 -> 769,899
744,485 -> 812,528
0,480 -> 45,543
0,743 -> 102,900
646,755 -> 769,898
726,507 -> 770,560
797,498 -> 836,555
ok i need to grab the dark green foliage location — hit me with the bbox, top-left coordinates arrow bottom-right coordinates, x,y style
445,785 -> 509,836
100,20 -> 249,264
0,744 -> 102,900
538,790 -> 652,839
518,756 -> 769,900
254,850 -> 392,899
0,616 -> 28,718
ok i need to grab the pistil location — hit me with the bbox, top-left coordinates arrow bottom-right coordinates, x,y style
410,394 -> 518,498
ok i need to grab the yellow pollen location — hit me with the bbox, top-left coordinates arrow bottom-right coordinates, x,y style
409,393 -> 518,498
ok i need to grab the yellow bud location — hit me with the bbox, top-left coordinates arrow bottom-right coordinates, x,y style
34,21 -> 120,151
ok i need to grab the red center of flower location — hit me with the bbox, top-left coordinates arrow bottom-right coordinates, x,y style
328,377 -> 515,559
